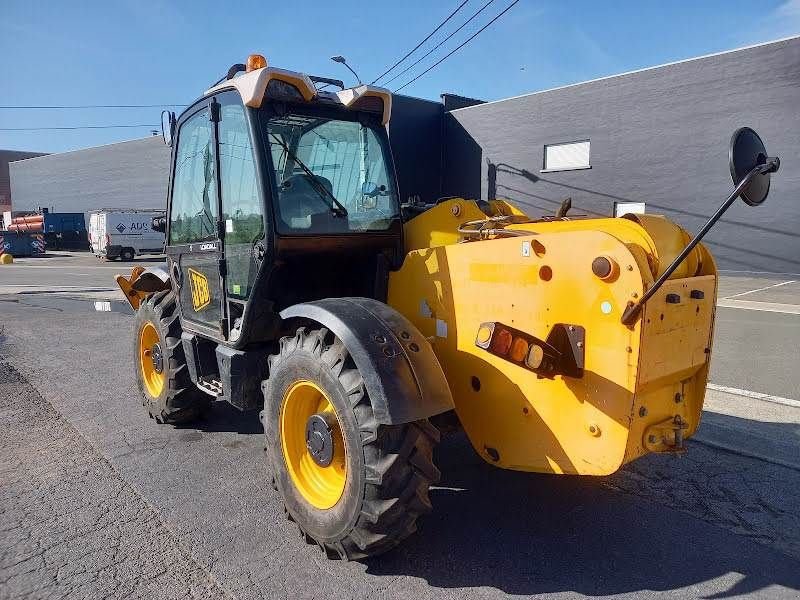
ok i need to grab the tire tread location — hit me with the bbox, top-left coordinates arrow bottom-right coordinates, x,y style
136,291 -> 208,425
267,326 -> 439,560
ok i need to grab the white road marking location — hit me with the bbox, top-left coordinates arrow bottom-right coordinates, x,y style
707,383 -> 800,409
726,280 -> 796,298
0,284 -> 114,288
717,299 -> 800,314
8,264 -> 162,270
719,269 -> 800,277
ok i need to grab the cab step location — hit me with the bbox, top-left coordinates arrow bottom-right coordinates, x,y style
197,376 -> 223,398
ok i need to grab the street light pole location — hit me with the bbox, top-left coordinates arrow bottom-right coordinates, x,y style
330,55 -> 363,85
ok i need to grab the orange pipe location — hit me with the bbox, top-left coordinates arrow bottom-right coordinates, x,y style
7,222 -> 44,232
12,215 -> 44,224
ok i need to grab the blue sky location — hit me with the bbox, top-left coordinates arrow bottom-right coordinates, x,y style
2,0 -> 798,153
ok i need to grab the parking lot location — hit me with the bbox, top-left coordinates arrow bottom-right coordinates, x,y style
1,252 -> 799,599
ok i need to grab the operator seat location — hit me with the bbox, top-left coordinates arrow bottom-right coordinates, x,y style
278,174 -> 335,230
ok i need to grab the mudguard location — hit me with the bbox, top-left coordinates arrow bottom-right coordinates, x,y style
115,266 -> 171,310
280,297 -> 454,425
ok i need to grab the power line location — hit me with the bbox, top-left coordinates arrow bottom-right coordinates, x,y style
0,124 -> 160,131
394,0 -> 520,93
382,0 -> 496,87
0,104 -> 186,109
370,0 -> 469,85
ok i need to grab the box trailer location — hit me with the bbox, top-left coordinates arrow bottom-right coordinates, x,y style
88,209 -> 165,261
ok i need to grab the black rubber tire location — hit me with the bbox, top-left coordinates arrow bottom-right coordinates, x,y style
134,290 -> 209,424
262,327 -> 440,560
120,248 -> 135,261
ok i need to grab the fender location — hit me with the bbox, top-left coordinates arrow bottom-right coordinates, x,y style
280,297 -> 454,425
115,266 -> 171,310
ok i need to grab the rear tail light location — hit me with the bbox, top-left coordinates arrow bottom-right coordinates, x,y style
475,321 -> 585,379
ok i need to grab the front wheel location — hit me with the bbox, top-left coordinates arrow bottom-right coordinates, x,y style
262,327 -> 440,560
134,290 -> 209,424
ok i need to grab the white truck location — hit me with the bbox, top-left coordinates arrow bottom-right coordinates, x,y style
88,209 -> 165,261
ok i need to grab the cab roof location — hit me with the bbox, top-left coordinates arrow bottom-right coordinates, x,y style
204,61 -> 392,125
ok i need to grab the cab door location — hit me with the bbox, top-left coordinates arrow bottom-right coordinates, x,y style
216,92 -> 266,341
166,101 -> 226,338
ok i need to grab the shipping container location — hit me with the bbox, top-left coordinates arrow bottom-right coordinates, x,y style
5,210 -> 87,250
0,231 -> 45,257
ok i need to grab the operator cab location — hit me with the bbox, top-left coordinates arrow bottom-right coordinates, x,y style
160,55 -> 401,347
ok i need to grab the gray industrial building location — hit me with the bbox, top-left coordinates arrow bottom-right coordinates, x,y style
9,36 -> 799,272
1,149 -> 48,217
9,136 -> 169,216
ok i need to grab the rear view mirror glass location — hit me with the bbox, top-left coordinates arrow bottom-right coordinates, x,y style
729,127 -> 771,206
161,110 -> 176,147
152,216 -> 166,233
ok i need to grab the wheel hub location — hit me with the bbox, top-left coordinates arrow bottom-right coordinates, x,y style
305,413 -> 335,467
280,380 -> 347,509
150,343 -> 163,374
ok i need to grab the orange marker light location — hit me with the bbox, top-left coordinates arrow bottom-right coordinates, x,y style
509,337 -> 529,363
247,54 -> 267,72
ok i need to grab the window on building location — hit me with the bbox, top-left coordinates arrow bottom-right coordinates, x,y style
543,140 -> 591,172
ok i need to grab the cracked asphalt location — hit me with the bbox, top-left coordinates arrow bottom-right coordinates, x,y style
0,360 -> 229,600
1,266 -> 800,598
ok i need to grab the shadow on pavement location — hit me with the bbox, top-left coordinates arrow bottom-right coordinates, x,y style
189,400 -> 263,435
366,432 -> 800,598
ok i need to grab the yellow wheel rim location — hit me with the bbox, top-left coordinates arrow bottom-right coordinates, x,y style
280,380 -> 347,510
138,321 -> 166,398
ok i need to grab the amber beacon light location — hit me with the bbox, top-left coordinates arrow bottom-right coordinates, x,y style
246,54 -> 267,72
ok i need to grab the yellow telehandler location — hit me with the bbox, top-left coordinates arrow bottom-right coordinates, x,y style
117,54 -> 780,560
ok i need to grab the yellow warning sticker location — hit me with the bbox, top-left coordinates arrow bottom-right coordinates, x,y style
188,268 -> 211,311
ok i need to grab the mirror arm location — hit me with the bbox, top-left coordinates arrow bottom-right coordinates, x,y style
621,162 -> 774,327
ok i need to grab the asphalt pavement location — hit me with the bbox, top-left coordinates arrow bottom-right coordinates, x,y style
1,252 -> 799,599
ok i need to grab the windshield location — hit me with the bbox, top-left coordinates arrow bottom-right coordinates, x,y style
264,113 -> 400,234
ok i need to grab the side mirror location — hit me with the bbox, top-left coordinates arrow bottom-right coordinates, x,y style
161,110 -> 177,147
729,127 -> 779,206
152,216 -> 167,233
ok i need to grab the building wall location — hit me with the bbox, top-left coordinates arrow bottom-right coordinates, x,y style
9,137 -> 170,217
1,149 -> 48,212
443,37 -> 800,273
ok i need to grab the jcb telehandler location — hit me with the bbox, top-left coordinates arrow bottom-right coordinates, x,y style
117,54 -> 780,560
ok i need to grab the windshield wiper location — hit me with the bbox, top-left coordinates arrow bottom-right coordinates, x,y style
269,133 -> 348,217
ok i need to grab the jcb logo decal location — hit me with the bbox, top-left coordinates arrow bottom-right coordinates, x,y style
188,268 -> 211,311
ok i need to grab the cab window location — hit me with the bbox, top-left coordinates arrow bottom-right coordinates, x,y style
265,113 -> 399,234
219,101 -> 264,299
169,108 -> 218,245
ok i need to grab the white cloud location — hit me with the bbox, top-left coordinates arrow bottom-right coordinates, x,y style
777,0 -> 800,17
749,0 -> 800,42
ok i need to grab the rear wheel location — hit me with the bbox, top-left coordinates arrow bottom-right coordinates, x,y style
134,290 -> 209,424
263,327 -> 440,560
